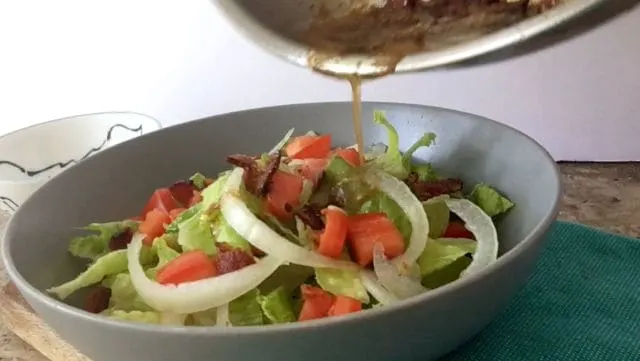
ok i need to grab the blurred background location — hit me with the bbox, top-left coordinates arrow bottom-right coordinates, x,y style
0,0 -> 638,161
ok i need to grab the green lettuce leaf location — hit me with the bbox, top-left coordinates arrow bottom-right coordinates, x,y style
422,196 -> 450,238
48,250 -> 131,299
315,268 -> 369,303
468,184 -> 515,217
259,264 -> 314,295
324,155 -> 353,185
215,217 -> 251,252
259,286 -> 296,324
103,273 -> 152,312
201,172 -> 230,209
106,310 -> 162,324
418,238 -> 476,278
371,111 -> 406,179
189,172 -> 207,190
402,133 -> 437,180
177,212 -> 216,255
165,204 -> 202,234
229,289 -> 265,326
412,163 -> 438,182
421,256 -> 472,289
69,220 -> 139,260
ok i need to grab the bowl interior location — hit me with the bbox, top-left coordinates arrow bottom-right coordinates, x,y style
0,112 -> 161,183
4,102 -> 560,309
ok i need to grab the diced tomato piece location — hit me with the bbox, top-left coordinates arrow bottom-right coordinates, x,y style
334,148 -> 362,167
169,208 -> 187,221
139,209 -> 172,246
346,213 -> 406,266
266,170 -> 304,220
328,295 -> 362,317
298,285 -> 335,322
156,250 -> 217,285
442,221 -> 475,239
141,188 -> 180,217
188,191 -> 203,207
298,158 -> 327,186
285,135 -> 332,160
317,206 -> 348,259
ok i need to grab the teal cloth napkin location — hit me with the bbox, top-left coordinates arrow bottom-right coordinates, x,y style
442,221 -> 640,361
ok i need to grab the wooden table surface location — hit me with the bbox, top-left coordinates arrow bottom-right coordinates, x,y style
0,162 -> 639,361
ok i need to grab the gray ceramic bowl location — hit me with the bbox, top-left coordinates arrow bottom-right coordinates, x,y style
2,102 -> 561,361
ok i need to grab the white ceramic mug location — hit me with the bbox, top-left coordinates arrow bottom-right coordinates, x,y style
0,112 -> 162,213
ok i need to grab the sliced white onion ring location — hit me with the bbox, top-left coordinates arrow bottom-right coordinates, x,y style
127,233 -> 283,314
444,198 -> 498,276
268,128 -> 294,155
372,243 -> 427,300
359,270 -> 399,306
221,194 -> 357,270
216,304 -> 231,327
363,168 -> 430,265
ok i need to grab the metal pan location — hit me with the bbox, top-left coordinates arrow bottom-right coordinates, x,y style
213,0 -> 607,76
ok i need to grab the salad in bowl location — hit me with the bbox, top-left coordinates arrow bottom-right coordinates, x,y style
48,111 -> 514,327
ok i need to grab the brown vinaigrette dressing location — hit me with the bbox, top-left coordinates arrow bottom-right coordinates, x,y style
302,0 -> 560,159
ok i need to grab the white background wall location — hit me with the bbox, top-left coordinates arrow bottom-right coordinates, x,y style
0,0 -> 638,161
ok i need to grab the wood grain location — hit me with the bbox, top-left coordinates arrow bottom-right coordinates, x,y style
0,283 -> 90,361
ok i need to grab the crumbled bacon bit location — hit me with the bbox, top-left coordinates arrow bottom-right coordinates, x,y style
226,152 -> 282,196
213,247 -> 256,275
84,286 -> 111,314
108,229 -> 134,251
406,172 -> 464,201
169,181 -> 197,207
295,205 -> 325,231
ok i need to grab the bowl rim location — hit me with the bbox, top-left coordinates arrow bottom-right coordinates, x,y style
212,0 -> 605,76
0,111 -> 163,184
1,101 -> 562,336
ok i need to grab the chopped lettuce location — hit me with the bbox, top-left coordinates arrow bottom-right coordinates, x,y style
360,193 -> 412,243
189,172 -> 207,190
323,155 -> 352,185
69,220 -> 139,260
413,163 -> 438,181
299,179 -> 315,206
417,238 -> 476,278
371,111 -> 406,179
370,111 -> 438,181
177,212 -> 216,255
260,264 -> 314,295
48,249 -> 144,299
268,128 -> 295,155
201,172 -> 230,209
260,287 -> 296,324
421,256 -> 472,289
165,204 -> 202,233
402,133 -> 437,179
215,217 -> 251,252
228,289 -> 265,326
103,273 -> 152,312
315,268 -> 369,303
422,196 -> 450,238
469,184 -> 515,217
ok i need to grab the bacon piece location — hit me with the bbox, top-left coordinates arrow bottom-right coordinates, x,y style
295,205 -> 325,231
213,246 -> 256,275
406,172 -> 464,201
169,181 -> 197,207
108,228 -> 134,251
84,286 -> 111,314
226,152 -> 282,196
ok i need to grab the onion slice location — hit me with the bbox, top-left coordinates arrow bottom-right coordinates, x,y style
216,304 -> 231,327
372,243 -> 427,300
444,198 -> 499,276
359,270 -> 399,306
363,168 -> 430,265
221,194 -> 357,269
127,233 -> 283,314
